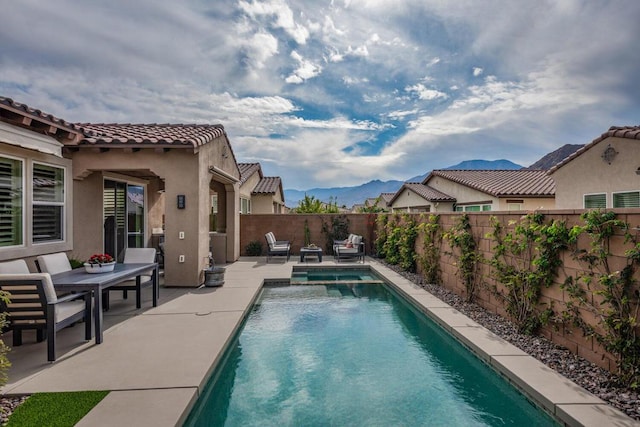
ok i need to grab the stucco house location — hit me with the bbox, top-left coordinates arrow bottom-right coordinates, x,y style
424,170 -> 556,211
549,126 -> 640,209
238,163 -> 286,214
0,96 -> 242,287
388,182 -> 455,213
389,170 -> 556,212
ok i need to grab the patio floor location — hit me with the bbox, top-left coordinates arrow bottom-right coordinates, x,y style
1,257 -> 637,426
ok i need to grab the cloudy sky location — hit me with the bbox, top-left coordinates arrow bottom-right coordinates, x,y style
1,0 -> 639,190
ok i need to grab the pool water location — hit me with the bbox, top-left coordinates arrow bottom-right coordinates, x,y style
290,268 -> 383,284
185,284 -> 558,426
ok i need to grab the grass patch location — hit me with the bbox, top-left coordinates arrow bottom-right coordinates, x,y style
6,390 -> 109,427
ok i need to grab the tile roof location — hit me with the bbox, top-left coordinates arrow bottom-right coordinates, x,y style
238,163 -> 262,185
404,182 -> 456,201
74,123 -> 226,148
0,96 -> 82,141
252,176 -> 282,195
548,126 -> 640,174
425,170 -> 555,197
379,193 -> 395,204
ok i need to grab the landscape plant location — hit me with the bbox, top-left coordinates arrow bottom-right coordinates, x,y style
321,215 -> 350,253
380,213 -> 418,271
443,214 -> 483,303
374,214 -> 389,258
416,214 -> 442,284
245,240 -> 263,256
487,213 -> 569,334
562,210 -> 640,387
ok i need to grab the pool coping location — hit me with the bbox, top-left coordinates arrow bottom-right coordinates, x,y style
369,261 -> 638,427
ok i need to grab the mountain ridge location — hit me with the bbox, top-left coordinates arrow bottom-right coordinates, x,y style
284,159 -> 523,208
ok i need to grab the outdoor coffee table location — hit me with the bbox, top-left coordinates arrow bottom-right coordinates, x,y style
300,247 -> 323,262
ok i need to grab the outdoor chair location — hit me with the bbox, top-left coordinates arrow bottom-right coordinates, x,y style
35,252 -> 72,275
265,232 -> 290,263
0,273 -> 91,361
334,234 -> 365,263
0,259 -> 31,274
104,247 -> 157,310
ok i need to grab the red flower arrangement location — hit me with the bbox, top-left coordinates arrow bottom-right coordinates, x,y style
87,253 -> 114,265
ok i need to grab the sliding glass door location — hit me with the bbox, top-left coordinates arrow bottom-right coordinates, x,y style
103,180 -> 145,261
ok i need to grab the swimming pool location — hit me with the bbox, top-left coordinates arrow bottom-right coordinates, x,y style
290,267 -> 384,284
185,280 -> 558,426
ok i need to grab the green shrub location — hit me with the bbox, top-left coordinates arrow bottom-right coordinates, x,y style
245,240 -> 263,256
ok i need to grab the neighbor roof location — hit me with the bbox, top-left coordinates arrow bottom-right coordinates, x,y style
252,176 -> 281,195
389,182 -> 456,205
238,162 -> 262,185
548,126 -> 640,174
74,123 -> 227,149
424,170 -> 555,197
379,193 -> 395,204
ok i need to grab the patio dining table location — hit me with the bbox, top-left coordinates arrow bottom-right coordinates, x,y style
50,263 -> 159,344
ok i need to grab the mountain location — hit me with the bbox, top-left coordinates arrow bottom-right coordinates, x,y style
525,144 -> 583,170
284,159 -> 523,208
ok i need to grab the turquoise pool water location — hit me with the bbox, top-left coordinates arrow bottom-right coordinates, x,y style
290,268 -> 382,284
185,283 -> 558,426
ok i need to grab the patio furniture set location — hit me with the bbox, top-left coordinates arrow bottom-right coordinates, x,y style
0,249 -> 158,361
265,232 -> 365,263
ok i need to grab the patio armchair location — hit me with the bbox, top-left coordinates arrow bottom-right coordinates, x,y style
0,259 -> 31,274
104,248 -> 157,310
0,273 -> 91,361
35,252 -> 72,275
265,232 -> 290,263
334,234 -> 365,263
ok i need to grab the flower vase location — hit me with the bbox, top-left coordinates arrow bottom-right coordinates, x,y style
84,262 -> 116,274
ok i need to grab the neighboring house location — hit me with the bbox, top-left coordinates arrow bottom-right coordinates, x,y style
238,163 -> 286,214
388,182 -> 455,213
549,126 -> 640,209
424,170 -> 556,211
0,96 -> 242,287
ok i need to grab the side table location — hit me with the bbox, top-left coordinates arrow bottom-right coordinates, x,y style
300,247 -> 323,262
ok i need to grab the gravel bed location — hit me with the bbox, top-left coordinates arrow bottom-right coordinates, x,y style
381,262 -> 640,421
0,395 -> 28,425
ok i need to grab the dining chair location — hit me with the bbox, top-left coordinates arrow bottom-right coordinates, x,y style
0,273 -> 91,361
35,252 -> 72,275
104,248 -> 157,310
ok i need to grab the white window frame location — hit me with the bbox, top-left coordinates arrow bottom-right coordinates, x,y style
240,197 -> 251,214
32,161 -> 66,244
455,204 -> 492,212
0,154 -> 25,248
583,193 -> 607,209
612,190 -> 640,208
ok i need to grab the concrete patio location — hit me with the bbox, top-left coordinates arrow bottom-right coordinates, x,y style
1,258 -> 637,426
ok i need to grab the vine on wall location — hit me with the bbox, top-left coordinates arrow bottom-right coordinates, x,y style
416,214 -> 442,284
378,213 -> 418,271
321,215 -> 350,253
487,213 -> 569,335
562,210 -> 640,387
443,214 -> 483,302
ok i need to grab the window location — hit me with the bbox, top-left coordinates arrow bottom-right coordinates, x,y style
240,197 -> 251,214
0,156 -> 23,247
584,193 -> 606,209
455,204 -> 491,212
32,162 -> 64,243
613,191 -> 640,208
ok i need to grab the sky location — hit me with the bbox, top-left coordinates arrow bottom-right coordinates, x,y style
1,1 -> 640,190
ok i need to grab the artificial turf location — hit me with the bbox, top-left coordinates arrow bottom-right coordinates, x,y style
5,390 -> 109,427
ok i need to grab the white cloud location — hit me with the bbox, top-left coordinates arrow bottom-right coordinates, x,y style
285,51 -> 322,84
473,67 -> 484,76
239,0 -> 309,44
405,83 -> 448,101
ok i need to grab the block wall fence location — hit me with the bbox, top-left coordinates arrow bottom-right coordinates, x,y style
241,211 -> 640,372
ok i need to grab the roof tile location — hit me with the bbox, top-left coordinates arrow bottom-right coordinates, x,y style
253,176 -> 281,194
425,170 -> 555,197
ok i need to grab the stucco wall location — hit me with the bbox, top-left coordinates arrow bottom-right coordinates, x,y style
552,137 -> 640,209
390,189 -> 432,211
